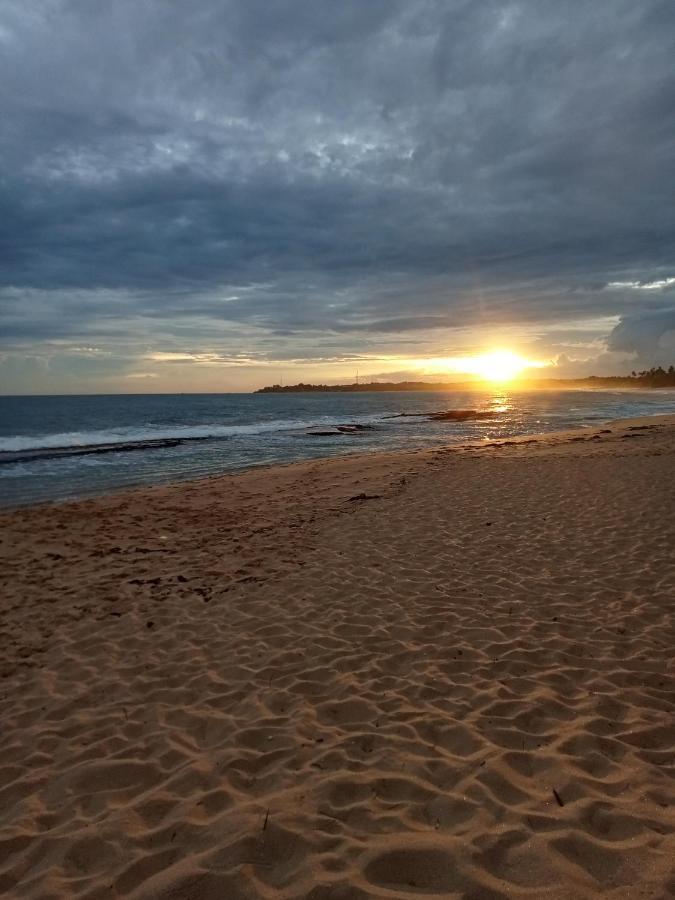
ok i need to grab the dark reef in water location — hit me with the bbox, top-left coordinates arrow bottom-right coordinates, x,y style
0,436 -> 212,465
382,410 -> 501,422
305,423 -> 374,436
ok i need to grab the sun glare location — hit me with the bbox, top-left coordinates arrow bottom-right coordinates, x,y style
421,349 -> 549,383
464,350 -> 534,383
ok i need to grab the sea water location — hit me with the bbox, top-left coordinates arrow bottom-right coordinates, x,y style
1,389 -> 673,507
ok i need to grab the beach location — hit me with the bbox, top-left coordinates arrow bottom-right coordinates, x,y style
1,414 -> 674,899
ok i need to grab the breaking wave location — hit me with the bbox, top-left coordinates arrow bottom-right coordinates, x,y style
0,415 -> 385,464
0,419 -> 322,463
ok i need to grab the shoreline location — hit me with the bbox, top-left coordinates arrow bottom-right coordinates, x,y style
1,413 -> 674,898
2,410 -> 674,514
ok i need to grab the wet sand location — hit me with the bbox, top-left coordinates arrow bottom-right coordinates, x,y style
1,415 -> 674,899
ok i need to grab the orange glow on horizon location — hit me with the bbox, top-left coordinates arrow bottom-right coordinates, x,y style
423,350 -> 550,383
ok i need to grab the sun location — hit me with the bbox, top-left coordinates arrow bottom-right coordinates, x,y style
464,350 -> 533,383
417,349 -> 551,383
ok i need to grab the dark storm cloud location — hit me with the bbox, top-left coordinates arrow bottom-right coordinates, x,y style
1,0 -> 674,361
607,308 -> 675,358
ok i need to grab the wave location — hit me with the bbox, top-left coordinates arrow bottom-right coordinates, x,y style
0,416 -> 383,464
0,419 -> 321,454
0,438 -> 208,465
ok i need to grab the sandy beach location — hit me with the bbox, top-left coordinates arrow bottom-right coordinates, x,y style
1,414 -> 674,899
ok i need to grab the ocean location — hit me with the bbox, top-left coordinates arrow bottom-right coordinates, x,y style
1,389 -> 674,508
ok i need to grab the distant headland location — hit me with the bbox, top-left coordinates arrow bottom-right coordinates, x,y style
256,367 -> 675,393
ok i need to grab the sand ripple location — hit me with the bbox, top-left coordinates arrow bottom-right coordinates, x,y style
0,417 -> 674,898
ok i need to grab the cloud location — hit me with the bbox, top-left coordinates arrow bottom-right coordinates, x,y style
606,308 -> 675,359
146,351 -> 268,366
606,277 -> 675,291
1,1 -> 674,388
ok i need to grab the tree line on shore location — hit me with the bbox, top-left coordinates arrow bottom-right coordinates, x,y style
255,366 -> 675,393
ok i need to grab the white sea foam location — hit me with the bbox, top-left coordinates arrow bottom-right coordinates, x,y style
0,414 -> 387,454
0,420 -> 319,453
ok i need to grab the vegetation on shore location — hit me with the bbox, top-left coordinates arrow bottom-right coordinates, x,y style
256,366 -> 675,393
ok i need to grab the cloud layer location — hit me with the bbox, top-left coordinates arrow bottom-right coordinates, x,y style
1,0 -> 674,390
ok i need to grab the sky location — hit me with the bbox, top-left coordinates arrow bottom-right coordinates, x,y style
1,0 -> 674,394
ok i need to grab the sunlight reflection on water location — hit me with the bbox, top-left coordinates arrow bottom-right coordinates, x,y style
1,389 -> 673,506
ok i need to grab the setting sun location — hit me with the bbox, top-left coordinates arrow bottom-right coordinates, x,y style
462,350 -> 538,383
421,349 -> 549,383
